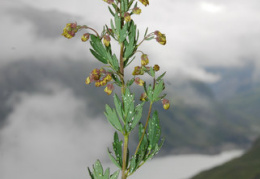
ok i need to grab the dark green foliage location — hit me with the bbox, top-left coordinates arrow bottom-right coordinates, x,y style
191,137 -> 260,179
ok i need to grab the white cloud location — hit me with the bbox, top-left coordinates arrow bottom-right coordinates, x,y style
1,0 -> 260,81
0,86 -> 113,179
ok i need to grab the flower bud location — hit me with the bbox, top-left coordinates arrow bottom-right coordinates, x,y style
103,35 -> 111,47
139,0 -> 149,6
162,99 -> 170,110
104,83 -> 114,95
85,77 -> 91,85
124,12 -> 131,22
141,54 -> 149,66
134,77 -> 145,86
153,64 -> 160,71
154,31 -> 166,45
132,66 -> 144,75
133,7 -> 142,15
140,93 -> 147,101
81,33 -> 90,42
103,0 -> 114,4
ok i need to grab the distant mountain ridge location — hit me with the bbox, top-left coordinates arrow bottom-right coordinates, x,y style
191,137 -> 260,179
0,59 -> 260,154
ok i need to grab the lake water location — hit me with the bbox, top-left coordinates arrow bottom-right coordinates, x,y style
127,150 -> 244,179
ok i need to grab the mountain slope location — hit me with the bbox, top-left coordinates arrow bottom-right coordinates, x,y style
191,137 -> 260,179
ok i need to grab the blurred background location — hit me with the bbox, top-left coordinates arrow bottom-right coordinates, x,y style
1,0 -> 260,178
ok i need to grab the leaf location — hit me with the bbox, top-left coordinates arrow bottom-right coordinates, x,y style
148,111 -> 161,151
144,27 -> 149,37
131,102 -> 145,131
107,149 -> 122,169
113,132 -> 123,167
93,160 -> 103,178
156,72 -> 166,82
152,80 -> 164,102
113,94 -> 123,121
90,49 -> 107,64
119,23 -> 128,43
110,170 -> 120,179
126,78 -> 135,87
114,13 -> 121,34
88,167 -> 94,179
104,168 -> 110,178
122,88 -> 135,124
129,156 -> 137,174
108,6 -> 115,16
105,105 -> 123,132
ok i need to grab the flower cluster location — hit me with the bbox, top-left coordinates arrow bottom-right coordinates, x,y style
85,68 -> 114,95
62,23 -> 79,39
103,0 -> 114,4
155,31 -> 167,45
139,0 -> 149,6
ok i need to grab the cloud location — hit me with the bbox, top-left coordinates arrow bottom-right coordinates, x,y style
1,0 -> 260,82
0,86 -> 114,179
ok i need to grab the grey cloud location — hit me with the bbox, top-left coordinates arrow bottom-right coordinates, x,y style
0,87 -> 113,179
6,4 -> 83,39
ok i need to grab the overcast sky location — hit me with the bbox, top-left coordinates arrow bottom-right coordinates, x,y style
1,0 -> 260,82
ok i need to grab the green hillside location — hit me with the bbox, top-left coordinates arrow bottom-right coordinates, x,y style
191,137 -> 260,179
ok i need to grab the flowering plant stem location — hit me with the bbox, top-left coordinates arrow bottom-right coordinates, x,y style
62,0 -> 170,178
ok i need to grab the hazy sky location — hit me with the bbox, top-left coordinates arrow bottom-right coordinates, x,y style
1,0 -> 260,82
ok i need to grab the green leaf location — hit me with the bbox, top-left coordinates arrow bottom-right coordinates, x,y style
113,132 -> 123,167
88,167 -> 94,179
110,170 -> 120,179
111,74 -> 121,87
113,94 -> 123,121
152,80 -> 164,102
90,49 -> 107,64
144,27 -> 149,37
108,6 -> 115,16
111,54 -> 119,71
122,88 -> 135,124
119,23 -> 128,43
144,84 -> 153,101
107,149 -> 122,169
105,105 -> 123,132
129,156 -> 137,174
126,78 -> 135,87
104,168 -> 110,178
156,72 -> 166,82
93,160 -> 103,178
131,102 -> 145,131
114,13 -> 121,34
148,111 -> 161,151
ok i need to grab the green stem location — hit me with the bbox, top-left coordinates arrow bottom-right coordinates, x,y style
122,134 -> 129,179
134,102 -> 153,155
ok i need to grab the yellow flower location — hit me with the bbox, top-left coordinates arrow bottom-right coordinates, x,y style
85,77 -> 91,85
153,64 -> 160,71
132,66 -> 144,75
124,12 -> 131,22
141,54 -> 149,66
139,0 -> 149,6
140,93 -> 147,101
62,23 -> 78,39
103,35 -> 111,47
133,7 -> 142,15
134,77 -> 144,86
81,33 -> 90,42
155,31 -> 166,45
162,99 -> 170,110
104,84 -> 114,95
